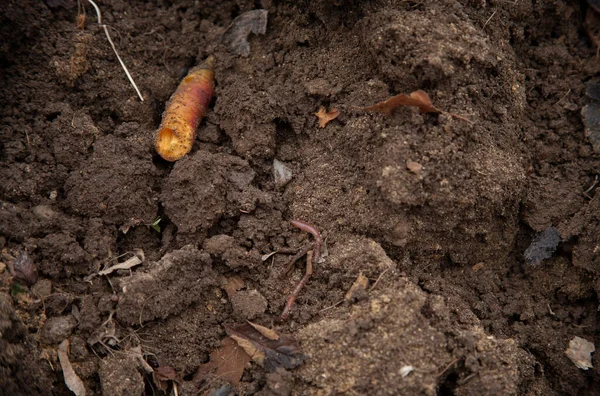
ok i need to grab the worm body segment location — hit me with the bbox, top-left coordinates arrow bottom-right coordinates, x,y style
155,56 -> 215,161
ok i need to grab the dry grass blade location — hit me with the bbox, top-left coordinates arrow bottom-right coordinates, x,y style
58,339 -> 87,396
86,0 -> 144,101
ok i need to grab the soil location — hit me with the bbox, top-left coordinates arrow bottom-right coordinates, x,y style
1,0 -> 600,395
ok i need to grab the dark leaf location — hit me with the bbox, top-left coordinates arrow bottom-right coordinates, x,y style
225,323 -> 305,372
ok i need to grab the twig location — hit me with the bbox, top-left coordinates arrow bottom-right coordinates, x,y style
584,175 -> 599,194
483,10 -> 497,30
369,267 -> 391,292
86,0 -> 144,101
553,88 -> 571,106
436,358 -> 458,377
320,299 -> 343,313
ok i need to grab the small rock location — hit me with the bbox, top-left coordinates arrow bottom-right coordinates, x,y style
40,315 -> 77,344
273,159 -> 293,188
524,226 -> 561,266
406,160 -> 423,174
0,262 -> 5,274
231,289 -> 267,319
304,78 -> 332,96
565,336 -> 595,370
32,205 -> 57,220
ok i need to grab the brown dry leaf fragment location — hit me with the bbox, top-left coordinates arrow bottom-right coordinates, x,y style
76,14 -> 86,30
195,336 -> 251,386
247,321 -> 279,341
153,366 -> 178,392
315,106 -> 340,128
221,275 -> 245,299
345,272 -> 369,302
57,339 -> 86,396
362,90 -> 440,115
225,323 -> 305,371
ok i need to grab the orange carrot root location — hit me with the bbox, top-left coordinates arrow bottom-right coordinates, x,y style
155,56 -> 215,161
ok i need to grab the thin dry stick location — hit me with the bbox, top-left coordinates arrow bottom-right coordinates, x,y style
483,10 -> 497,30
87,0 -> 144,101
369,267 -> 391,292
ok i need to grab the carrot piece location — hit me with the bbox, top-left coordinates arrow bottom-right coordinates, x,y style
155,56 -> 215,161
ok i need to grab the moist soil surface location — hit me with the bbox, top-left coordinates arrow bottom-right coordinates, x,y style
2,0 -> 600,395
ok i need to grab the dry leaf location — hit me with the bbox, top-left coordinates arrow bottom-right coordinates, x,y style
153,366 -> 178,392
57,339 -> 86,396
362,90 -> 440,115
194,336 -> 251,386
225,323 -> 305,371
315,106 -> 340,128
247,321 -> 279,341
345,272 -> 369,301
221,276 -> 245,299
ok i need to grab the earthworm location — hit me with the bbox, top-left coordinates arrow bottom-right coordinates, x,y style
280,220 -> 323,320
155,56 -> 215,161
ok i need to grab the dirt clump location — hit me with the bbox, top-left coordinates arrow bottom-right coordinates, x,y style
1,0 -> 600,394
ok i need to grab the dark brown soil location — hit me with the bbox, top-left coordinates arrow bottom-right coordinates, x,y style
1,0 -> 600,395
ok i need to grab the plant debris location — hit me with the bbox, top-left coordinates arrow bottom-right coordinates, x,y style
247,321 -> 279,340
85,249 -> 145,281
153,366 -> 179,393
565,336 -> 595,370
58,339 -> 86,396
362,90 -> 471,122
195,336 -> 251,386
363,90 -> 440,115
221,275 -> 245,299
222,9 -> 268,56
524,227 -> 561,266
314,106 -> 340,128
345,272 -> 369,302
225,323 -> 305,371
7,250 -> 38,286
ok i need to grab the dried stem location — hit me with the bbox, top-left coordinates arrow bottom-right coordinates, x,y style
86,0 -> 144,101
